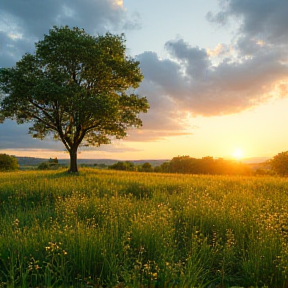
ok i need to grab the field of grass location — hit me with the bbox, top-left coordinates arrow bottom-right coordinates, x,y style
1,169 -> 288,287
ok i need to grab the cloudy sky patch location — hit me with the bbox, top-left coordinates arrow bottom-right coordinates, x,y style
0,0 -> 288,159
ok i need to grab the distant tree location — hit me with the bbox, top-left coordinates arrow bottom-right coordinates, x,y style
0,26 -> 149,173
168,155 -> 251,175
38,158 -> 59,170
170,156 -> 200,174
0,154 -> 19,171
160,162 -> 171,173
198,156 -> 215,174
93,163 -> 107,169
49,157 -> 58,165
269,151 -> 288,176
38,162 -> 50,170
109,161 -> 135,171
140,162 -> 153,172
255,168 -> 274,176
153,166 -> 162,173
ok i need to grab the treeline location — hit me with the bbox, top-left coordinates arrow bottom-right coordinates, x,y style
109,155 -> 252,175
109,161 -> 154,172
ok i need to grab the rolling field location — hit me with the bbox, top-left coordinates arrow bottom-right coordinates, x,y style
1,169 -> 288,287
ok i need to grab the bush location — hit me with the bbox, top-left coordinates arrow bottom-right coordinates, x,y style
109,161 -> 135,171
139,162 -> 153,172
0,154 -> 19,171
153,166 -> 162,173
38,159 -> 60,170
38,162 -> 50,170
168,155 -> 252,175
269,151 -> 288,176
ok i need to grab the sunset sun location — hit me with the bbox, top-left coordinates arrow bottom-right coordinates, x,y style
232,148 -> 244,160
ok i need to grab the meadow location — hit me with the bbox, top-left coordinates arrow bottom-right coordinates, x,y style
1,169 -> 288,288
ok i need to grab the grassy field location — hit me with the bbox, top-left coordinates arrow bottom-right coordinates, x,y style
1,169 -> 288,287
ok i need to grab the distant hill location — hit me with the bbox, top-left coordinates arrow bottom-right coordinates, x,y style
15,156 -> 169,167
15,156 -> 270,168
16,156 -> 47,166
242,157 -> 270,164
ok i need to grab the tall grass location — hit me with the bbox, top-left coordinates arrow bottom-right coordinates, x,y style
1,169 -> 288,287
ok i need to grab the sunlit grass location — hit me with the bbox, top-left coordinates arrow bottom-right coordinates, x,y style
1,169 -> 288,287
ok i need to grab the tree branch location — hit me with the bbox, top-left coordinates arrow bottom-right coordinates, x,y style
28,112 -> 58,132
28,100 -> 55,123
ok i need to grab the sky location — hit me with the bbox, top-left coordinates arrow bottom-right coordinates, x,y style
0,0 -> 288,161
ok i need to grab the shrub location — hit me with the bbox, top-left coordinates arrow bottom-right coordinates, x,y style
269,151 -> 288,176
140,162 -> 153,172
38,162 -> 50,170
38,159 -> 60,170
109,161 -> 135,171
0,154 -> 19,171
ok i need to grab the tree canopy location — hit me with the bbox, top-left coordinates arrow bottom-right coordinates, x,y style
0,26 -> 149,172
0,154 -> 19,172
168,155 -> 251,175
269,151 -> 288,176
108,161 -> 135,171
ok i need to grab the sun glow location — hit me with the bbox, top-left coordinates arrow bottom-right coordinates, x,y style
232,148 -> 244,160
112,0 -> 123,9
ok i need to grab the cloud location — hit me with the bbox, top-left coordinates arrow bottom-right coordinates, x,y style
165,39 -> 211,81
1,0 -> 288,151
0,120 -> 63,150
0,0 -> 130,36
125,128 -> 193,142
0,120 -> 143,154
206,43 -> 232,57
135,0 -> 288,120
0,0 -> 139,67
137,38 -> 288,117
207,0 -> 288,45
0,0 -> 146,151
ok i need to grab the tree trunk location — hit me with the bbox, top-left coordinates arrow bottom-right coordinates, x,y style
69,148 -> 78,173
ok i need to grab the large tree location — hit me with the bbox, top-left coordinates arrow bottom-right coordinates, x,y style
0,26 -> 149,172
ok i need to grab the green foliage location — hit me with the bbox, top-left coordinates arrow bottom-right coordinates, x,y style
0,153 -> 19,171
48,157 -> 58,165
1,170 -> 288,287
37,157 -> 60,170
37,162 -> 50,170
168,155 -> 252,175
140,162 -> 153,172
159,161 -> 171,173
109,161 -> 135,171
0,26 -> 149,172
153,166 -> 162,173
269,151 -> 288,176
37,162 -> 58,171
